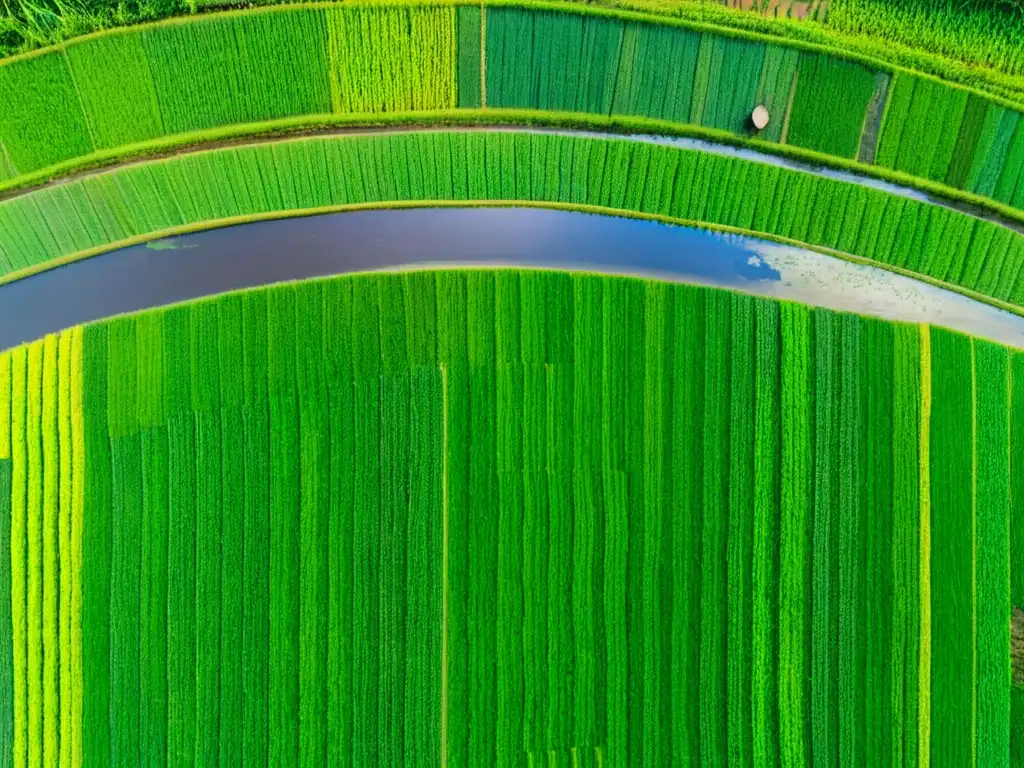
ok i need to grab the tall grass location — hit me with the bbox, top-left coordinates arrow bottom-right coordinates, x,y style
327,6 -> 455,114
3,268 -> 1023,762
1,3 -> 1022,214
1011,350 -> 1024,766
5,130 -> 1024,311
828,0 -> 1024,79
786,52 -> 877,159
928,328 -> 974,766
974,339 -> 1011,766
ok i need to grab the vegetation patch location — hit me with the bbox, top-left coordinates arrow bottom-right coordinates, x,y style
3,130 -> 1024,313
0,269 -> 1021,761
1,3 -> 1023,221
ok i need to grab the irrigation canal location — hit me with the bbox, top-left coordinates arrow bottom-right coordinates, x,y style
2,206 -> 1023,351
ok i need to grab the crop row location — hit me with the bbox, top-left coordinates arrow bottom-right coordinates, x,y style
0,331 -> 84,768
0,269 -> 1021,763
0,5 -> 457,175
875,73 -> 1024,208
3,130 -> 1024,309
1,4 -> 1022,213
827,0 -> 1024,80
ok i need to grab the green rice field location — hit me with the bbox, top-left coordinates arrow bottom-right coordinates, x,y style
0,269 -> 1021,764
1,2 -> 1023,222
3,0 -> 1024,763
3,130 -> 1024,312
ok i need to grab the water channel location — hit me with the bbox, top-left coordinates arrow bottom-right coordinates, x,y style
2,206 -> 1021,351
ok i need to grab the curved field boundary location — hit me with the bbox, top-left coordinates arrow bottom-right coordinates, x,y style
4,130 -> 1024,311
2,2 -> 1024,216
0,268 -> 1020,763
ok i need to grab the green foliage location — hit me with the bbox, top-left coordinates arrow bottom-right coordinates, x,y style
456,5 -> 481,108
778,300 -> 813,766
875,74 -> 968,182
1012,350 -> 1024,766
0,457 -> 10,768
828,0 -> 1024,80
5,130 -> 1024,312
65,31 -> 163,149
786,52 -> 877,159
144,9 -> 332,135
614,21 -> 698,123
693,34 -> 766,134
4,268 -> 1024,763
0,51 -> 92,173
327,6 -> 455,114
891,323 -> 921,767
486,8 -> 624,115
973,109 -> 1021,199
811,309 -> 840,765
974,339 -> 1011,766
755,43 -> 798,144
928,327 -> 974,766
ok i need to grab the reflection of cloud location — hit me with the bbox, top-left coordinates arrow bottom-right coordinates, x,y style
744,239 -> 1024,350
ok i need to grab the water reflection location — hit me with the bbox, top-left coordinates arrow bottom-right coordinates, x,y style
1,206 -> 1021,351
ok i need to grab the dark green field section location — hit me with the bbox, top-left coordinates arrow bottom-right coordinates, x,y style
2,270 -> 1023,763
877,74 -> 1024,208
3,130 -> 1024,310
1,2 -> 1022,216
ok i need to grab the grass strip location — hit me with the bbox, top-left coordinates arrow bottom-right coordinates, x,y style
107,320 -> 142,766
25,341 -> 44,768
811,309 -> 839,768
217,297 -> 244,761
779,302 -> 813,768
437,271 -> 469,765
929,327 -> 973,766
40,336 -> 59,766
1011,350 -> 1024,765
0,349 -> 12,767
863,319 -> 894,764
751,298 -> 780,767
974,340 -> 1010,766
699,290 -> 730,764
891,323 -> 921,765
726,294 -> 755,767
81,324 -> 111,766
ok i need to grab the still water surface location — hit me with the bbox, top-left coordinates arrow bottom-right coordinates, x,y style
1,206 -> 1022,351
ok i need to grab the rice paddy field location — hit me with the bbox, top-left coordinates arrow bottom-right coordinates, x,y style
1,2 -> 1023,221
3,0 -> 1024,764
0,268 -> 1019,765
4,130 -> 1024,312
827,0 -> 1024,80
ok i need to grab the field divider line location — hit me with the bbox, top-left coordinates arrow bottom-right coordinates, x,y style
779,67 -> 798,146
480,3 -> 487,108
918,323 -> 931,768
